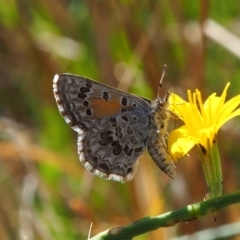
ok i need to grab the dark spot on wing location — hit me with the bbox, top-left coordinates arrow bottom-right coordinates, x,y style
127,127 -> 133,134
77,93 -> 87,99
86,109 -> 92,116
113,143 -> 123,155
121,115 -> 128,122
124,146 -> 133,156
131,136 -> 137,145
87,149 -> 92,154
99,163 -> 109,172
83,101 -> 89,107
121,97 -> 127,106
85,82 -> 92,88
99,136 -> 114,146
110,117 -> 117,124
115,127 -> 123,138
92,156 -> 99,164
111,141 -> 119,147
80,87 -> 91,93
100,130 -> 113,139
103,91 -> 109,101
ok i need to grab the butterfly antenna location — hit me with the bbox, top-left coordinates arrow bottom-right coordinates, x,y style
158,64 -> 167,97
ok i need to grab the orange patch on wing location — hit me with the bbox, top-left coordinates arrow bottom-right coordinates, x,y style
90,99 -> 128,118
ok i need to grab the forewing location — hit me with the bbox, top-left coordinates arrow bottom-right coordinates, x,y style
53,74 -> 151,132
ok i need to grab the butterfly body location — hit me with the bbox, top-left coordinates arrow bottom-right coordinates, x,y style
53,74 -> 175,182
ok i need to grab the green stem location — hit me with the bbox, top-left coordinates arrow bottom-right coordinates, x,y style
199,144 -> 210,189
211,138 -> 223,196
198,137 -> 223,199
89,191 -> 240,240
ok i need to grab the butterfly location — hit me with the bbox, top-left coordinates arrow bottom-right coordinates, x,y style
53,69 -> 176,182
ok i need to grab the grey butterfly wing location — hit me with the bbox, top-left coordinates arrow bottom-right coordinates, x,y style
53,74 -> 151,129
78,110 -> 151,182
53,74 -> 152,182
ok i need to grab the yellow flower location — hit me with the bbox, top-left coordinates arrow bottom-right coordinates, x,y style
168,82 -> 240,161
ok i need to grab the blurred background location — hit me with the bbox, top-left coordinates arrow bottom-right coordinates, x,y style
0,1 -> 240,239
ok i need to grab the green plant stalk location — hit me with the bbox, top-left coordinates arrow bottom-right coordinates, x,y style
198,137 -> 223,199
89,191 -> 240,240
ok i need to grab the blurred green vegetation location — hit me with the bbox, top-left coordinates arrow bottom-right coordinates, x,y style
0,1 -> 240,240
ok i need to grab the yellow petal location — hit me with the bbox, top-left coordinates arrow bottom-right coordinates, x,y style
168,126 -> 195,160
203,83 -> 230,123
216,95 -> 240,128
218,108 -> 240,129
168,82 -> 240,160
169,93 -> 188,119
